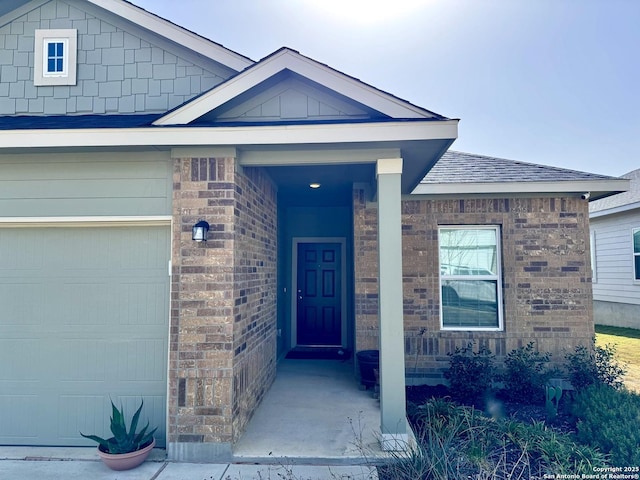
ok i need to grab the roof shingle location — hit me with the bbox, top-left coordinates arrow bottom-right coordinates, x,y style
589,168 -> 640,212
422,151 -> 616,184
0,114 -> 161,130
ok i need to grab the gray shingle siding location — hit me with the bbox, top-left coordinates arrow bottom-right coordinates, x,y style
0,0 -> 234,116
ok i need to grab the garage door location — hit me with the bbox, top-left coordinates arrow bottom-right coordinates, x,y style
0,225 -> 169,447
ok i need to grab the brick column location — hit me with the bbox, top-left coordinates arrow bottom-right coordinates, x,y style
168,154 -> 237,462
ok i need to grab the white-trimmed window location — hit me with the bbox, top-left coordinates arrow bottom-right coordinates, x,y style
34,29 -> 77,86
633,228 -> 640,282
439,226 -> 503,330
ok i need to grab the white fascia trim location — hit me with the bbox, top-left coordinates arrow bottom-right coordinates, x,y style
0,216 -> 171,227
590,201 -> 640,218
154,49 -> 436,126
0,120 -> 458,149
412,179 -> 630,196
239,148 -> 401,166
85,0 -> 253,72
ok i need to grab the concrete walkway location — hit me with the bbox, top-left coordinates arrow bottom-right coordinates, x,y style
0,459 -> 378,480
234,359 -> 383,464
0,359 -> 382,479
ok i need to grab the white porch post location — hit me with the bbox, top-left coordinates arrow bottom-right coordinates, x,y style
376,158 -> 408,449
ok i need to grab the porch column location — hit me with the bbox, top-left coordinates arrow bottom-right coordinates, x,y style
376,158 -> 408,449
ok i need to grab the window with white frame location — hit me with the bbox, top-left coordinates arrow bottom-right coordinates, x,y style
634,228 -> 640,282
34,29 -> 77,86
439,226 -> 503,330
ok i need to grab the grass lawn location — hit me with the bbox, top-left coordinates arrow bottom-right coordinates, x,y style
595,324 -> 640,393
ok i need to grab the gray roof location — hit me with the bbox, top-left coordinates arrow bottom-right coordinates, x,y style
422,151 -> 615,184
589,168 -> 640,213
0,114 -> 161,130
0,0 -> 26,18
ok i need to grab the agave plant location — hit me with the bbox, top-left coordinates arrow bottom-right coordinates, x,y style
81,399 -> 157,454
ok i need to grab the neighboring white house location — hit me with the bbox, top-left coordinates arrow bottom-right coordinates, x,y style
590,168 -> 640,328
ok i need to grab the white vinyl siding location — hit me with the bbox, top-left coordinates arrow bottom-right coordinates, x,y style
634,228 -> 640,282
590,209 -> 640,305
591,231 -> 597,283
438,226 -> 503,330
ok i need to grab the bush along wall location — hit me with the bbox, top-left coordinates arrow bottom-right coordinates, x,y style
571,384 -> 640,467
436,339 -> 638,469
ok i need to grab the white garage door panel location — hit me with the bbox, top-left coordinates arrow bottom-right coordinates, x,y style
0,226 -> 169,446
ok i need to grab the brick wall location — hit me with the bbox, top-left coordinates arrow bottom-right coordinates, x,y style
353,188 -> 380,353
231,166 -> 277,442
354,189 -> 594,382
169,157 -> 277,458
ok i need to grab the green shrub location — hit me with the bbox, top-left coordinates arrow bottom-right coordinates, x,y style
388,398 -> 608,480
400,398 -> 484,480
504,420 -> 608,477
572,384 -> 640,467
500,342 -> 555,404
444,342 -> 494,404
564,340 -> 626,390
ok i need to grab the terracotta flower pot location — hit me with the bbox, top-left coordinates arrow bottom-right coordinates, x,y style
97,438 -> 155,471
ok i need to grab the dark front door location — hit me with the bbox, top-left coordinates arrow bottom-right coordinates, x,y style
296,242 -> 342,346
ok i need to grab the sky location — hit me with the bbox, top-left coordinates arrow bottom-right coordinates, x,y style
130,0 -> 639,177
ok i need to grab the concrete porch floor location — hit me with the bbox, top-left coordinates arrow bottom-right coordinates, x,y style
232,358 -> 384,464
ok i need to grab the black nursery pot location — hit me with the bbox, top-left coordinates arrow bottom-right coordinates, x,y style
356,349 -> 380,388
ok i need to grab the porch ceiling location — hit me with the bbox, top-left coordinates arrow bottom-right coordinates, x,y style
240,137 -> 455,195
267,163 -> 373,206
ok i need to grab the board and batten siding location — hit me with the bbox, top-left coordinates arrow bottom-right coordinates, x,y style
591,209 -> 640,304
0,151 -> 172,217
214,75 -> 373,123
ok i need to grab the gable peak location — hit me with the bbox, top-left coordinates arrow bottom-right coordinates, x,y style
154,46 -> 446,125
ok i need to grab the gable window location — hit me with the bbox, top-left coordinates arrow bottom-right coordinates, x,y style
439,226 -> 503,330
34,29 -> 77,86
47,41 -> 66,74
634,228 -> 640,282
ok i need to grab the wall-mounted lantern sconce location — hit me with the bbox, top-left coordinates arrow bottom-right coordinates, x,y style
192,220 -> 210,242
